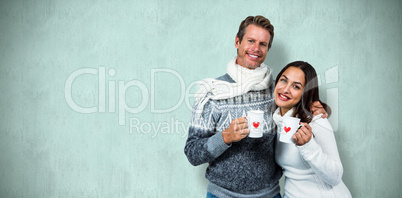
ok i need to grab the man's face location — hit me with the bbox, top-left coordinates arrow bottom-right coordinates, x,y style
235,24 -> 271,69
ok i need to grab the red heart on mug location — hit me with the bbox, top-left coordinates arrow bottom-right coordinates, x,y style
253,122 -> 260,128
284,126 -> 291,133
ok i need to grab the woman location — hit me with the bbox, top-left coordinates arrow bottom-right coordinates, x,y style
273,61 -> 352,198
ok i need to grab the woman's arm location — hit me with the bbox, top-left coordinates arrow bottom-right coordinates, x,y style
296,118 -> 344,186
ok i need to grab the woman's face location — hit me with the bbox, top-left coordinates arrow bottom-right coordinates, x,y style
274,66 -> 305,115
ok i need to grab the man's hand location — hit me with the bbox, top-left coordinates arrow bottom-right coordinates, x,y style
293,123 -> 313,146
310,101 -> 328,118
222,117 -> 249,145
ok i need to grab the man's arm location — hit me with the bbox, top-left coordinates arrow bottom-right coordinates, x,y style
184,98 -> 231,166
311,101 -> 329,118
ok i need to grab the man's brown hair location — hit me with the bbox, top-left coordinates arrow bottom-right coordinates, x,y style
236,15 -> 274,49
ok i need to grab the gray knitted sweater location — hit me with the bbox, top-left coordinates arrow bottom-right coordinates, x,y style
184,74 -> 282,197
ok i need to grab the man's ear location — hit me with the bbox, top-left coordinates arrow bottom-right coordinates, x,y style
235,36 -> 240,49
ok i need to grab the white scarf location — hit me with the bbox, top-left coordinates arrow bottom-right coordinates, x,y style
194,57 -> 273,114
272,107 -> 295,127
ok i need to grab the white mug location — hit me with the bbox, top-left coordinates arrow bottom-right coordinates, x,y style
246,110 -> 264,138
279,116 -> 303,143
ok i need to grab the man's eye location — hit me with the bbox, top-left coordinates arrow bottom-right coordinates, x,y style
248,40 -> 254,43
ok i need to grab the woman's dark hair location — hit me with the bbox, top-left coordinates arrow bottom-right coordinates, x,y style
275,61 -> 331,123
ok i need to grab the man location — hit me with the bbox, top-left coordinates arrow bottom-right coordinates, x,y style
185,15 -> 325,198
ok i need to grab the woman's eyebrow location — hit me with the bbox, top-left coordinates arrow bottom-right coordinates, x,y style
283,75 -> 304,87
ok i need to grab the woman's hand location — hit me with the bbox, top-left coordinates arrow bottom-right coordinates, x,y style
293,122 -> 313,146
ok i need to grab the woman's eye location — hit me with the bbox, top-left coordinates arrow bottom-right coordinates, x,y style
280,79 -> 287,83
293,85 -> 301,90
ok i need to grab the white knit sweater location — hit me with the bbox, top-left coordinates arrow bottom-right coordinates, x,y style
273,108 -> 352,198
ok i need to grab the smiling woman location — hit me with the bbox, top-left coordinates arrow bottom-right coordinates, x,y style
274,66 -> 305,116
273,61 -> 351,198
274,61 -> 331,122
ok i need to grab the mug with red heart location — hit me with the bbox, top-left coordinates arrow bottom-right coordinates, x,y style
246,110 -> 264,138
279,116 -> 303,143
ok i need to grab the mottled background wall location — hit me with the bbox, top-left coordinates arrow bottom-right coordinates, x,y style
0,0 -> 401,197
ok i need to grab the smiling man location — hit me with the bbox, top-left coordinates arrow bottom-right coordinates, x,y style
185,16 -> 283,198
235,23 -> 271,69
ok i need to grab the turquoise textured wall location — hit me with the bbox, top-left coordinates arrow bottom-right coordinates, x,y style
0,0 -> 401,197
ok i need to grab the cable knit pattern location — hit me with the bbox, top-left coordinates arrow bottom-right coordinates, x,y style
184,73 -> 282,197
273,107 -> 352,198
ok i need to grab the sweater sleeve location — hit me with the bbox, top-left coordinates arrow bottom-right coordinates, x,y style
184,96 -> 231,166
297,118 -> 343,186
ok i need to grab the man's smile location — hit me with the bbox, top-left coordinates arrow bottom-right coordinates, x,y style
247,52 -> 260,59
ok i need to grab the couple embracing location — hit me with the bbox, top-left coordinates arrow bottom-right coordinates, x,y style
184,15 -> 351,198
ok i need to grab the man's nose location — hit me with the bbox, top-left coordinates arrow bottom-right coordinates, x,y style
251,43 -> 261,51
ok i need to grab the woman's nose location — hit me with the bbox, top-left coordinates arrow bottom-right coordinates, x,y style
283,84 -> 290,93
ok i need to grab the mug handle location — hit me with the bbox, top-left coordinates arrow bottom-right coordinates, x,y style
298,123 -> 314,137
